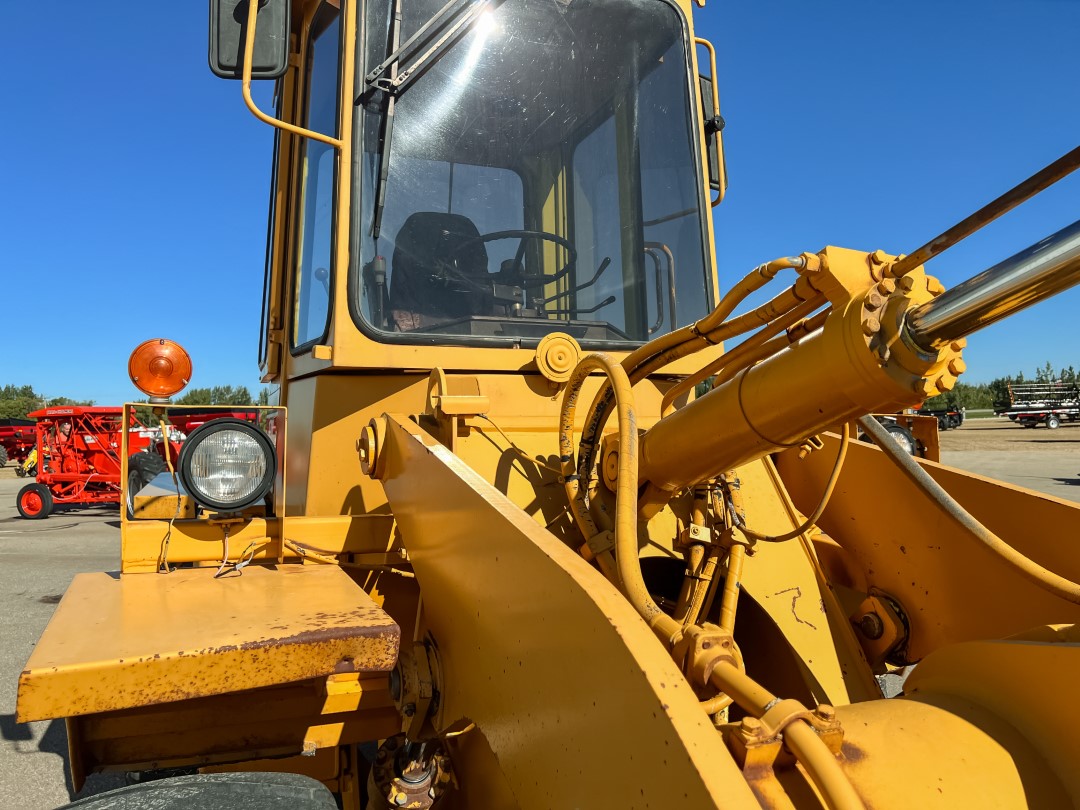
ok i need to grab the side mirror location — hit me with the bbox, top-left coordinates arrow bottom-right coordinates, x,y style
209,0 -> 290,80
696,39 -> 727,204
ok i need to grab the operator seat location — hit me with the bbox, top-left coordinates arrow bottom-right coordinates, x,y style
389,212 -> 492,331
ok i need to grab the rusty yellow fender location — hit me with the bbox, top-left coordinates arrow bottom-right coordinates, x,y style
18,564 -> 399,722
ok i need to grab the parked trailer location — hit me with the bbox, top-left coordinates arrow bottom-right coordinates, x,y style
917,406 -> 965,430
997,381 -> 1080,429
0,417 -> 36,467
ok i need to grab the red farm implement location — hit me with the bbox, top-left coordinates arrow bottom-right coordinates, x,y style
15,407 -> 156,520
167,407 -> 262,436
0,417 -> 36,468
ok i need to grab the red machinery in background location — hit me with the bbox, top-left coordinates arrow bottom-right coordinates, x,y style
15,407 -> 155,519
0,417 -> 37,468
15,405 -> 264,519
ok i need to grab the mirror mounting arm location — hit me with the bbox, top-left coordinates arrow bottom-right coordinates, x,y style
240,0 -> 344,150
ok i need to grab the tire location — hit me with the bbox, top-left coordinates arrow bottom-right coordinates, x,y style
883,423 -> 918,456
62,772 -> 338,809
937,416 -> 949,431
0,445 -> 8,467
127,452 -> 169,516
17,483 -> 53,520
1046,414 -> 1061,430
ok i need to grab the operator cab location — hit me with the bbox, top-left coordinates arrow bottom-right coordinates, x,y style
354,0 -> 714,348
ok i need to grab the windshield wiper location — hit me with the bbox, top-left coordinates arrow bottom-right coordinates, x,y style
365,0 -> 496,98
364,0 -> 497,239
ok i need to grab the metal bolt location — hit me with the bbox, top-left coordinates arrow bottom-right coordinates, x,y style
926,277 -> 945,296
393,792 -> 408,807
359,425 -> 378,477
814,704 -> 837,722
403,703 -> 416,717
938,373 -> 957,392
740,716 -> 763,734
869,250 -> 888,265
858,612 -> 885,640
913,378 -> 936,397
898,275 -> 916,292
948,358 -> 967,375
865,290 -> 885,311
861,317 -> 881,337
950,338 -> 968,351
877,278 -> 897,295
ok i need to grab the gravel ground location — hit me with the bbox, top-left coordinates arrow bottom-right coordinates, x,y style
938,415 -> 1080,452
938,418 -> 1080,505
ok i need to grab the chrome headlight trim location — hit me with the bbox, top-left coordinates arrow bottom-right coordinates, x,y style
177,418 -> 276,511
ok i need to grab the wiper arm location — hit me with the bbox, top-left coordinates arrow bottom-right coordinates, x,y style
365,0 -> 496,98
369,0 -> 403,240
365,0 -> 496,239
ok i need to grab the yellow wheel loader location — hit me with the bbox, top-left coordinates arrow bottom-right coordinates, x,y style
17,1 -> 1080,807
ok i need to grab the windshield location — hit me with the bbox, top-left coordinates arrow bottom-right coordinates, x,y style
356,0 -> 710,346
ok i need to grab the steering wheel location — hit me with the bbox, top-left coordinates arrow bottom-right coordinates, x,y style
448,230 -> 578,288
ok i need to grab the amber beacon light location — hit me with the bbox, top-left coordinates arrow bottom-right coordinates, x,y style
128,338 -> 193,401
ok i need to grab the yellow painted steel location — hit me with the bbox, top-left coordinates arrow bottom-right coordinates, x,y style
16,0 -> 1080,805
67,676 -> 398,783
18,565 -> 398,721
776,434 -> 1080,658
376,414 -> 761,809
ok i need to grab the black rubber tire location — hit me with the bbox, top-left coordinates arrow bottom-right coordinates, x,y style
127,452 -> 169,516
17,483 -> 53,520
0,445 -> 8,467
937,416 -> 949,431
1046,414 -> 1061,430
883,423 -> 918,456
62,772 -> 338,809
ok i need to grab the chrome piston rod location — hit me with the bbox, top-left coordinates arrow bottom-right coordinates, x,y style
905,219 -> 1080,351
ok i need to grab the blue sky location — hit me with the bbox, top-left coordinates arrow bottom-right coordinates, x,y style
0,1 -> 1077,404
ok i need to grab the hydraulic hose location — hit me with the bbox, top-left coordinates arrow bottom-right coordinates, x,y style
578,280 -> 819,502
620,255 -> 810,383
559,353 -> 681,643
661,295 -> 826,415
734,425 -> 851,544
709,662 -> 866,810
718,543 -> 746,632
858,415 -> 1080,604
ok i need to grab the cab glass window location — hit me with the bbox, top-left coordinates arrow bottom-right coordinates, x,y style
356,0 -> 710,346
292,3 -> 341,351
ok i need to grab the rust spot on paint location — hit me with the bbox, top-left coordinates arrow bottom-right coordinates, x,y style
841,741 -> 868,764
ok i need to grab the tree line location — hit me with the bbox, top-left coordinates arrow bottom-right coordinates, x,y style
923,362 -> 1079,411
0,384 -> 273,420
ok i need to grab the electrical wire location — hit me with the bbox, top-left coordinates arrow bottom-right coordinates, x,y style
283,538 -> 416,578
476,414 -> 563,475
156,415 -> 182,574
